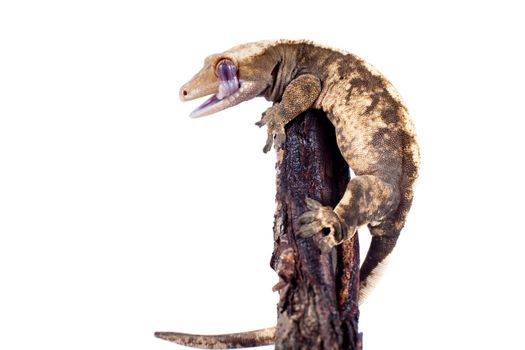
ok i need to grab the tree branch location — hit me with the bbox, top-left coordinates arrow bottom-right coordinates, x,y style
271,109 -> 362,349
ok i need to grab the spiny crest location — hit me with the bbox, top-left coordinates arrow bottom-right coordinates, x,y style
225,39 -> 350,60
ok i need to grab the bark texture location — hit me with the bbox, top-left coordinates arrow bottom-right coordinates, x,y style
271,109 -> 362,350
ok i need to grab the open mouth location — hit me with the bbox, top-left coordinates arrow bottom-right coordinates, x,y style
190,60 -> 241,118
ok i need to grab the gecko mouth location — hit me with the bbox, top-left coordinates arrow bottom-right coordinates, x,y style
190,60 -> 241,118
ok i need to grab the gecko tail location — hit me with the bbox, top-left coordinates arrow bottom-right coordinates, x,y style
358,232 -> 399,305
154,326 -> 276,349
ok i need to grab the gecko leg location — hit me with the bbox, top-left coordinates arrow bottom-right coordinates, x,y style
298,175 -> 399,253
255,74 -> 321,153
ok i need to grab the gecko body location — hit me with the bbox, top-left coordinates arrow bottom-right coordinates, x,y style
156,40 -> 419,348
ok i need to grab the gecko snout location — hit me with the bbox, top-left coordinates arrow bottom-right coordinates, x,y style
179,85 -> 190,101
179,81 -> 216,102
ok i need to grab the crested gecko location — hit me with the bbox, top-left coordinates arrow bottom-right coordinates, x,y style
156,40 -> 419,348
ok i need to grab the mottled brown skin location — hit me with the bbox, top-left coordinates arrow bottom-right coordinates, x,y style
164,40 -> 420,348
155,327 -> 275,349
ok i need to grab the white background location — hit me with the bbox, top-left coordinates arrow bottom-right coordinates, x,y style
1,1 -> 524,349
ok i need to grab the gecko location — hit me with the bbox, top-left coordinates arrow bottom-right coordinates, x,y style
155,40 -> 419,348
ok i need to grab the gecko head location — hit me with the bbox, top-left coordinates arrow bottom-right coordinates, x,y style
180,45 -> 275,118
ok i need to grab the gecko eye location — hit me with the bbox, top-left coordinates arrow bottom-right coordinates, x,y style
215,59 -> 238,80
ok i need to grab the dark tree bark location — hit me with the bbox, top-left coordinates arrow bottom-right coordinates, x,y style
270,109 -> 362,350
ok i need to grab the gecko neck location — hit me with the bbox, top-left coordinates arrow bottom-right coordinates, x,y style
262,42 -> 343,103
263,44 -> 301,103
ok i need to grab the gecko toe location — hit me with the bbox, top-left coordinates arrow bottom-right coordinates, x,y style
305,198 -> 322,210
274,129 -> 286,150
318,235 -> 337,254
263,130 -> 274,153
297,221 -> 324,238
298,211 -> 317,224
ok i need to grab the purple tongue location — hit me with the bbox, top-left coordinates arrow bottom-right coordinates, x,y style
190,95 -> 220,117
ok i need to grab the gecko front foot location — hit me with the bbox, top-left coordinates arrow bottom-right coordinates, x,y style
297,198 -> 350,254
256,107 -> 286,153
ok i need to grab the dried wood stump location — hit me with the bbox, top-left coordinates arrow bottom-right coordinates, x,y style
271,109 -> 362,350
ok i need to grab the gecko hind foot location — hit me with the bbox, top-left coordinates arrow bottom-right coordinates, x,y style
297,198 -> 349,253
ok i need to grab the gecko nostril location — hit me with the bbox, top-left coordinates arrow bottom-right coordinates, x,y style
182,90 -> 188,97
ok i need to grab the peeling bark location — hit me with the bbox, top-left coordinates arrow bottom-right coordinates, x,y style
271,109 -> 362,350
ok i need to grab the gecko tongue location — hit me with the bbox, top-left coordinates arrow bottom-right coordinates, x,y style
191,60 -> 239,116
216,60 -> 239,99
